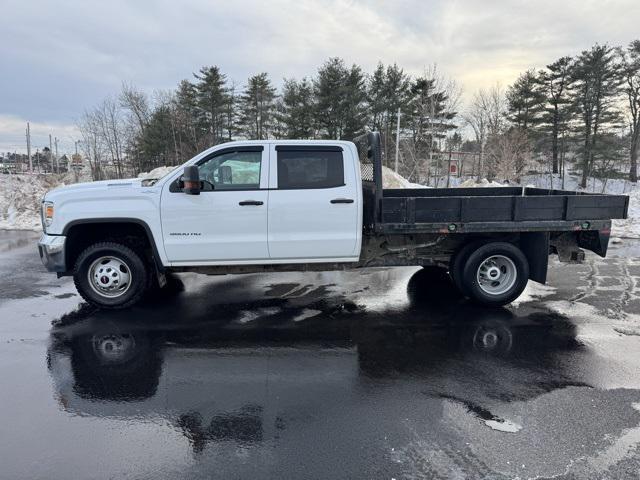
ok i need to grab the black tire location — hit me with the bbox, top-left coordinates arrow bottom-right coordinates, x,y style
450,240 -> 485,296
73,242 -> 150,309
461,242 -> 529,306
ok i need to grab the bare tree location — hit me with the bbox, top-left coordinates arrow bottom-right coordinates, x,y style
77,110 -> 105,180
97,97 -> 128,178
120,82 -> 150,135
486,128 -> 531,182
464,85 -> 506,179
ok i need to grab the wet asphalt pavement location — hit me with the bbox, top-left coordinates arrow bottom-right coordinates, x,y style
2,231 -> 640,479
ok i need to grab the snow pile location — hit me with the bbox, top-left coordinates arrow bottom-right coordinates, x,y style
458,178 -> 508,188
612,189 -> 640,239
381,166 -> 428,188
138,166 -> 177,180
0,174 -> 55,231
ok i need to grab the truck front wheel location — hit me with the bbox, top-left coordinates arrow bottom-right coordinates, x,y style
73,242 -> 150,309
461,242 -> 529,306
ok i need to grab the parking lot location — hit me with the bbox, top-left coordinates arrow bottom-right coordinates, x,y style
2,230 -> 640,479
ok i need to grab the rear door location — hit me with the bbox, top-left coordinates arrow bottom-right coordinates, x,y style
161,146 -> 269,263
267,145 -> 359,261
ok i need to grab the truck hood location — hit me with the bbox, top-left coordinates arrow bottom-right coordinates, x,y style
50,178 -> 142,192
45,178 -> 145,200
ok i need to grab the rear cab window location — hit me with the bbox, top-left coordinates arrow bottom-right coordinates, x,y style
275,147 -> 344,189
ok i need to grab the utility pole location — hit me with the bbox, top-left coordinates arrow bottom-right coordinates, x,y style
49,134 -> 54,174
394,107 -> 401,173
54,137 -> 59,173
26,122 -> 32,174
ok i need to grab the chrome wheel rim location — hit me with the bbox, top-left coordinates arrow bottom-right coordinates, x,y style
471,325 -> 513,353
476,255 -> 517,296
87,256 -> 132,298
92,334 -> 136,364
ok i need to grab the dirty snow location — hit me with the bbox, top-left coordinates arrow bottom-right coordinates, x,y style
138,166 -> 177,180
458,178 -> 508,188
381,166 -> 428,188
612,189 -> 640,239
511,282 -> 557,308
484,419 -> 522,433
0,175 -> 50,231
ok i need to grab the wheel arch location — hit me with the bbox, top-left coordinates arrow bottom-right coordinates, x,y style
451,233 -> 549,285
62,218 -> 164,274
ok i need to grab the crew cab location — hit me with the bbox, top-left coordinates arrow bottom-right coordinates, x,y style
38,132 -> 629,309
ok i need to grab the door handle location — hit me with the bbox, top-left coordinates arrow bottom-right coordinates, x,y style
239,200 -> 264,206
330,198 -> 354,204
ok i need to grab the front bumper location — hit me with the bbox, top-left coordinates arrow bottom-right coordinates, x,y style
38,234 -> 67,273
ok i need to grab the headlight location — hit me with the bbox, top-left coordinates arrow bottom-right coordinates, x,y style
43,201 -> 54,227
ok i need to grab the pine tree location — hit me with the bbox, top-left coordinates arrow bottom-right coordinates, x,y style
314,58 -> 349,139
619,40 -> 640,182
571,44 -> 623,187
139,104 -> 174,172
506,69 -> 545,130
366,63 -> 410,157
368,63 -> 387,132
175,79 -> 201,154
279,77 -> 315,138
341,64 -> 369,139
408,77 -> 457,149
194,66 -> 229,145
536,57 -> 574,173
237,73 -> 276,139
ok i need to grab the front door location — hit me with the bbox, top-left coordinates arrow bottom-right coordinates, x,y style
161,146 -> 269,263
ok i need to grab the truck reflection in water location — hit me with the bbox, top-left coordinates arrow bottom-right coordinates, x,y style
47,268 -> 582,456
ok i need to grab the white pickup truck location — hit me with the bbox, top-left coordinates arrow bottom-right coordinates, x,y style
39,133 -> 628,309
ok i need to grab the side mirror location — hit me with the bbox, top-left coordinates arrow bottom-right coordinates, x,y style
183,166 -> 201,195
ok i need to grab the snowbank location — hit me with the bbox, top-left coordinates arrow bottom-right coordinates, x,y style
381,166 -> 428,188
138,166 -> 177,180
0,169 -> 93,231
458,178 -> 508,188
612,189 -> 640,239
0,174 -> 53,231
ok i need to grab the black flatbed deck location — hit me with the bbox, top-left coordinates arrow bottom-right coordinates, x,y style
377,187 -> 629,234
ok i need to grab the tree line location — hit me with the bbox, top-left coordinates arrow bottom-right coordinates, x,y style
474,41 -> 640,188
78,41 -> 640,189
77,59 -> 459,180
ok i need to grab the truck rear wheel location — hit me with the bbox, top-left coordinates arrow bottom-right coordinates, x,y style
73,242 -> 149,309
461,242 -> 529,306
450,240 -> 485,295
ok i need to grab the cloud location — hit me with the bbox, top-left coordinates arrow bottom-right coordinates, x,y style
1,0 -> 639,145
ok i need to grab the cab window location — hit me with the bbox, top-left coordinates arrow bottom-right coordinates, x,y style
277,150 -> 344,189
198,151 -> 262,190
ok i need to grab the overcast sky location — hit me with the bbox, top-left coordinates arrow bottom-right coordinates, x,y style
2,0 -> 639,153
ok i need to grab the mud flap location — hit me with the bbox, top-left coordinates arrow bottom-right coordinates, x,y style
520,232 -> 549,284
